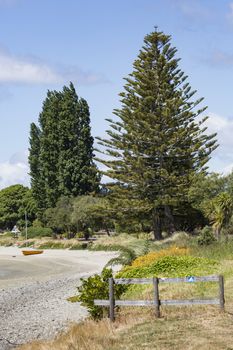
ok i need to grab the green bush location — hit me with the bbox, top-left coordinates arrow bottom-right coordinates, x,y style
22,226 -> 53,238
197,226 -> 216,246
76,268 -> 125,320
117,255 -> 218,279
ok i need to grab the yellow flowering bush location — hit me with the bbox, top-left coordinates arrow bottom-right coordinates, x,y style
131,245 -> 189,268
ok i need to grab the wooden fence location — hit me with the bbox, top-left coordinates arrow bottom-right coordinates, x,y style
94,275 -> 225,321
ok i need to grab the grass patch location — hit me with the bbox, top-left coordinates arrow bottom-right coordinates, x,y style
117,255 -> 218,279
18,240 -> 35,248
69,243 -> 90,250
16,306 -> 233,350
191,239 -> 233,260
37,241 -> 73,249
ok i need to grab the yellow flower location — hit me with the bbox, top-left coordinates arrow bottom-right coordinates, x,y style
131,245 -> 189,268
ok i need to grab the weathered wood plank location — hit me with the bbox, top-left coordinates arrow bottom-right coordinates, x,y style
114,275 -> 219,285
219,275 -> 225,310
115,300 -> 155,306
153,277 -> 160,317
95,300 -> 155,306
95,298 -> 220,307
159,276 -> 219,283
114,278 -> 153,285
161,299 -> 220,306
94,299 -> 110,306
109,277 -> 115,321
94,299 -> 155,306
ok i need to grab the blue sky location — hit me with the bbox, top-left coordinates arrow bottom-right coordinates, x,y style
0,0 -> 233,188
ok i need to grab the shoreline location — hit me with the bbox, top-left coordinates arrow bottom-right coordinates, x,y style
0,247 -> 116,349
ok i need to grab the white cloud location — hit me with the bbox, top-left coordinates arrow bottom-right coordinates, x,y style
205,113 -> 233,174
0,161 -> 29,189
0,150 -> 29,189
0,50 -> 108,85
0,51 -> 61,84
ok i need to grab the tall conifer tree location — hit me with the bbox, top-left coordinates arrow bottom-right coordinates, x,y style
97,29 -> 218,240
39,90 -> 61,208
29,83 -> 99,212
28,123 -> 44,212
58,83 -> 100,196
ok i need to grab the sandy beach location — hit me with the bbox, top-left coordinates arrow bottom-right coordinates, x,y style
0,247 -> 116,349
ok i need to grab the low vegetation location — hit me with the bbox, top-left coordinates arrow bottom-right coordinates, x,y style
16,233 -> 233,350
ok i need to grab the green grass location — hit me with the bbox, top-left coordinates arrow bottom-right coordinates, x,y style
191,239 -> 233,260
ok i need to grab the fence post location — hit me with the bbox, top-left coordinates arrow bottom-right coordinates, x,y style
153,277 -> 160,318
109,277 -> 115,321
219,275 -> 225,311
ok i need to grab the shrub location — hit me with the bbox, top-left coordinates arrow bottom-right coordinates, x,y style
117,256 -> 218,279
76,268 -> 125,320
22,227 -> 53,238
131,245 -> 189,268
197,226 -> 216,246
105,247 -> 137,267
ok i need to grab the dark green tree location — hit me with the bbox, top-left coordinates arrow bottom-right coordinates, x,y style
28,122 -> 44,212
45,196 -> 74,237
71,195 -> 113,237
97,29 -> 218,240
58,83 -> 100,196
188,172 -> 226,213
0,185 -> 36,230
39,90 -> 61,208
29,83 -> 100,212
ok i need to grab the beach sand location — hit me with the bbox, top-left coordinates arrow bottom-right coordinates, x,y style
0,247 -> 116,349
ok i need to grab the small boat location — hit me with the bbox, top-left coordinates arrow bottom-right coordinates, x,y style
22,250 -> 44,256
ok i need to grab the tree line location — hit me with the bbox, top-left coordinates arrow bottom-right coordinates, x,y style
1,28 -> 231,240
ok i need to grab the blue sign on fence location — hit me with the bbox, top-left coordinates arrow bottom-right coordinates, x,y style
187,276 -> 195,282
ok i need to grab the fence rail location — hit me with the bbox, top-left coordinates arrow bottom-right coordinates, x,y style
94,275 -> 225,321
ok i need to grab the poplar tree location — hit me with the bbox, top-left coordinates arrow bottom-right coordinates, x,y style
58,83 -> 99,196
39,90 -> 61,208
97,29 -> 218,240
29,83 -> 99,212
28,123 -> 44,211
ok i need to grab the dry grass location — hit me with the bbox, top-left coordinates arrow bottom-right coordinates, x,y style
16,309 -> 152,350
16,304 -> 233,350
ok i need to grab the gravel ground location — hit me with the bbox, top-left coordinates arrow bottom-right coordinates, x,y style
0,248 -> 116,350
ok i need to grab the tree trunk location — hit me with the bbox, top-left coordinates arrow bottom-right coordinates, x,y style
152,208 -> 162,240
215,226 -> 221,241
164,205 -> 175,235
103,222 -> 110,236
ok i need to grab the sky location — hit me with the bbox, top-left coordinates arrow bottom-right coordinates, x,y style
0,0 -> 233,189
